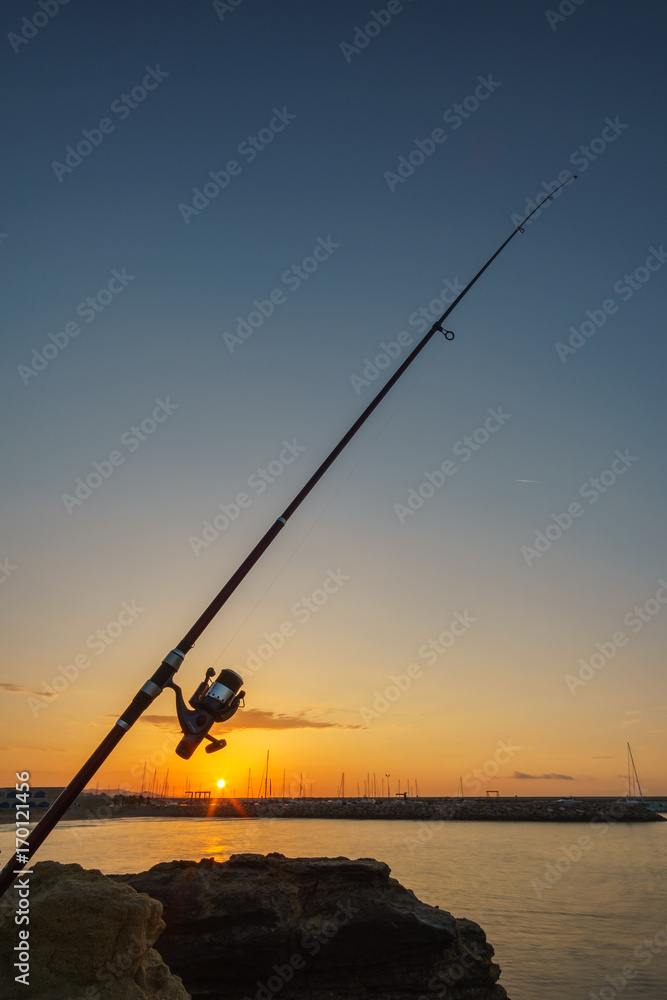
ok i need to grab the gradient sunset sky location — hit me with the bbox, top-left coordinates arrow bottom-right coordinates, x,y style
1,0 -> 666,799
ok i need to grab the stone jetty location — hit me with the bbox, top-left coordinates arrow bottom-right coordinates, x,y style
114,795 -> 665,823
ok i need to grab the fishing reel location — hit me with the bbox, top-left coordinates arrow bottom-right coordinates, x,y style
167,667 -> 245,759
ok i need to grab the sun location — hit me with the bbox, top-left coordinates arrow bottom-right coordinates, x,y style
216,779 -> 226,789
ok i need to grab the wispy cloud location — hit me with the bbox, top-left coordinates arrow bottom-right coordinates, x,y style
511,770 -> 574,780
239,709 -> 363,730
142,709 -> 362,731
0,681 -> 56,698
0,745 -> 68,752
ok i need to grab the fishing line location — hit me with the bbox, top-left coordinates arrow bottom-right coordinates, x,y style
0,174 -> 577,897
211,335 -> 448,666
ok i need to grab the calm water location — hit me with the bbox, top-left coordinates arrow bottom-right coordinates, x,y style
2,816 -> 666,999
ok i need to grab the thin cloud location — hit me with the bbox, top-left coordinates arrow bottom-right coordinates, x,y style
142,710 -> 362,731
239,709 -> 363,731
515,479 -> 540,483
137,715 -> 179,729
0,681 -> 56,698
511,771 -> 574,781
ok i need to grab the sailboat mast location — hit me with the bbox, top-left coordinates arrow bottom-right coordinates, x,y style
627,742 -> 645,801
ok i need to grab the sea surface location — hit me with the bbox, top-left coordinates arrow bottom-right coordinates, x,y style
2,815 -> 666,999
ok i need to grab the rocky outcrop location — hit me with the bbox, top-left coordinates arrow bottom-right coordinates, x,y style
114,853 -> 510,999
0,861 -> 190,1000
0,855 -> 510,999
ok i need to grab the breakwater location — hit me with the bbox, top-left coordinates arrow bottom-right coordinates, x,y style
2,793 -> 663,825
112,796 -> 665,823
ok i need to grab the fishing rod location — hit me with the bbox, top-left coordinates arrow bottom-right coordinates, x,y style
0,175 -> 576,897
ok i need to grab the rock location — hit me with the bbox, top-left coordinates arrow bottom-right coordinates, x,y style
114,853 -> 509,999
0,861 -> 191,1000
110,796 -> 665,823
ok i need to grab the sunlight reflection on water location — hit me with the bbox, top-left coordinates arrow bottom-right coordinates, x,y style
2,816 -> 666,999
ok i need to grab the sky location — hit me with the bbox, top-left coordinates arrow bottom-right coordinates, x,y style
1,0 -> 666,801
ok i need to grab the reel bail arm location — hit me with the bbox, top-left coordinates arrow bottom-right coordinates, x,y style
167,667 -> 245,759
